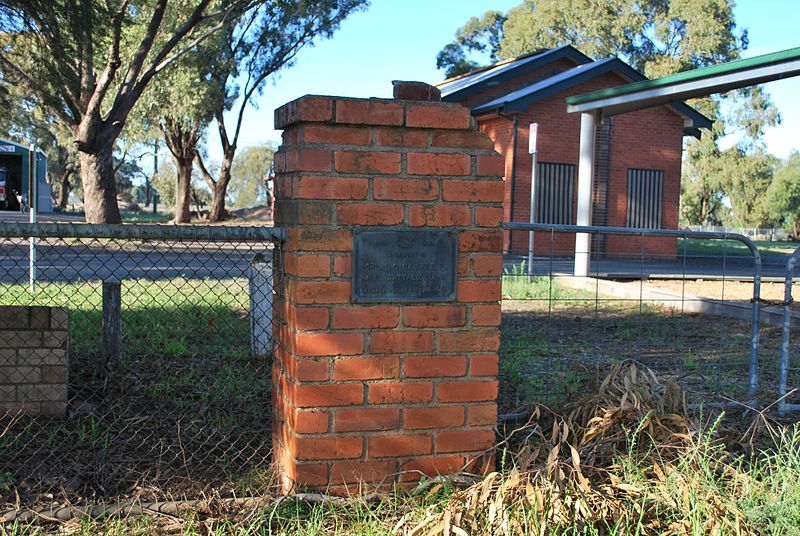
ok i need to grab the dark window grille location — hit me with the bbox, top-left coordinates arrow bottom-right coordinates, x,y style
535,162 -> 575,225
626,168 -> 664,229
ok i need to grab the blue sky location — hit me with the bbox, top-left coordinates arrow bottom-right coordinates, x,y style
211,0 -> 800,161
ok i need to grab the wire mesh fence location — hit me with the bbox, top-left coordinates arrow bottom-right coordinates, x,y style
497,222 -> 787,418
0,223 -> 284,513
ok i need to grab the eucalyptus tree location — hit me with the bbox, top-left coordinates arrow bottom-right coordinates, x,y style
194,0 -> 367,221
0,0 -> 260,223
133,31 -> 226,223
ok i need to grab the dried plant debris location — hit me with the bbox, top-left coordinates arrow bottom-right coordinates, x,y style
401,360 -> 754,536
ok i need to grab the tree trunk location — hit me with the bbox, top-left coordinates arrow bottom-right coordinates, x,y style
794,220 -> 798,241
56,170 -> 72,210
208,155 -> 233,222
78,146 -> 121,224
174,156 -> 193,224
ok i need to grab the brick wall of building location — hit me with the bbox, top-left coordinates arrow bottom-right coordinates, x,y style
0,306 -> 68,416
272,87 -> 502,494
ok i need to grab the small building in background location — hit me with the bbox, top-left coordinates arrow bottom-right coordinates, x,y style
0,138 -> 51,213
439,45 -> 711,258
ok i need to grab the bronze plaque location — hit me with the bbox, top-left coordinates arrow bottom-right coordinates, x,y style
352,229 -> 457,303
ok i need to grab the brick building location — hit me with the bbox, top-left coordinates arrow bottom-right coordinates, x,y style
439,46 -> 712,257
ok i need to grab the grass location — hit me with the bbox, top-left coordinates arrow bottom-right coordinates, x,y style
0,278 -> 273,507
679,237 -> 799,257
7,373 -> 800,535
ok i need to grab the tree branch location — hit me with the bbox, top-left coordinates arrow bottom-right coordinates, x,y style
194,152 -> 216,191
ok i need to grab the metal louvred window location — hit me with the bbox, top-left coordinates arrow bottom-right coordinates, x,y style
535,162 -> 575,225
626,168 -> 664,229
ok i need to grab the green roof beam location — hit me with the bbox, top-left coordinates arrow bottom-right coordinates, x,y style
566,46 -> 800,116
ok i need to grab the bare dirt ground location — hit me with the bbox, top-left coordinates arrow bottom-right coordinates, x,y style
627,279 -> 790,302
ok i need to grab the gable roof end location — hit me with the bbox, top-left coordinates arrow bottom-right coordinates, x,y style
471,57 -> 713,136
438,45 -> 593,103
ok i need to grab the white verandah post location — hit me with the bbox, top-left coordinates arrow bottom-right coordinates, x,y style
574,112 -> 597,277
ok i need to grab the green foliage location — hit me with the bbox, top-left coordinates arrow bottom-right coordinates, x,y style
228,144 -> 275,208
765,151 -> 800,237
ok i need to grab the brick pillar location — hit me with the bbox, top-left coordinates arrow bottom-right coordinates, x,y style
272,83 -> 504,494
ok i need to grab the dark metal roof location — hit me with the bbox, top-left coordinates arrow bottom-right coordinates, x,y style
471,57 -> 713,135
438,45 -> 592,103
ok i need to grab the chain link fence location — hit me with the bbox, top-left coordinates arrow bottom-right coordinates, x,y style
0,223 -> 284,514
498,223 -> 784,418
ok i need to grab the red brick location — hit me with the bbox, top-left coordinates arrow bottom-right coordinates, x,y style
278,148 -> 331,173
443,180 -> 504,202
368,382 -> 433,404
407,153 -> 470,176
333,256 -> 352,277
408,205 -> 471,227
459,231 -> 503,253
293,332 -> 363,357
284,253 -> 330,278
294,384 -> 364,408
337,203 -> 404,225
458,256 -> 470,276
403,305 -> 466,328
376,128 -> 427,148
275,96 -> 333,129
336,99 -> 403,126
334,408 -> 401,432
288,305 -> 329,331
333,356 -> 400,381
374,178 -> 438,201
473,255 -> 503,276
370,331 -> 435,354
477,154 -> 504,176
470,354 -> 499,376
468,404 -> 498,426
400,456 -> 465,480
295,463 -> 329,485
333,306 -> 399,329
404,406 -> 465,429
295,359 -> 329,381
439,329 -> 500,352
474,206 -> 504,227
404,355 -> 467,378
330,460 -> 398,484
286,228 -> 351,252
437,381 -> 498,403
368,434 -> 432,457
431,130 -> 495,150
406,104 -> 470,129
457,280 -> 501,302
436,430 -> 495,453
291,281 -> 351,305
276,200 -> 334,225
294,176 -> 368,200
472,304 -> 501,327
303,124 -> 371,145
293,410 -> 329,433
294,436 -> 362,460
334,151 -> 401,174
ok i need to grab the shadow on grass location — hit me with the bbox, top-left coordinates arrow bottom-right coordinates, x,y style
498,276 -> 774,416
1,301 -> 274,509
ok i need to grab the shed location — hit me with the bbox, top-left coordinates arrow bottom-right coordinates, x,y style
439,46 -> 711,258
0,138 -> 51,213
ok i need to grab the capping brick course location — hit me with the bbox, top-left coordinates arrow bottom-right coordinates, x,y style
273,83 -> 501,494
0,306 -> 69,416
